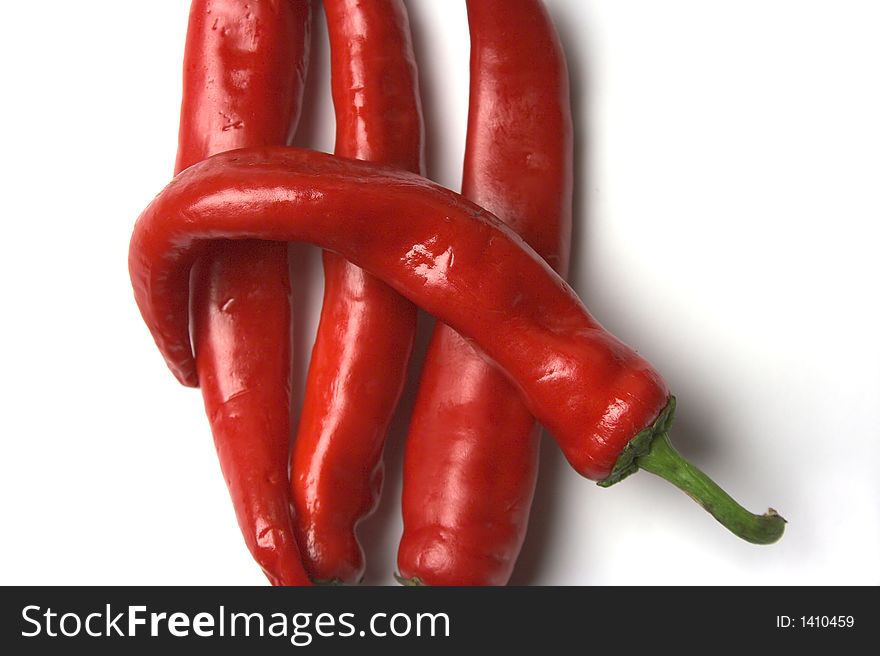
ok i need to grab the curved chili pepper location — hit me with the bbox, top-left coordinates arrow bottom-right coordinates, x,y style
397,0 -> 572,586
128,147 -> 786,545
176,0 -> 312,586
290,0 -> 424,584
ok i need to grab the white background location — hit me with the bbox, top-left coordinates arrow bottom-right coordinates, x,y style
1,0 -> 878,585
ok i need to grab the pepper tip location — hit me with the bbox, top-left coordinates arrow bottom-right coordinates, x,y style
172,365 -> 199,388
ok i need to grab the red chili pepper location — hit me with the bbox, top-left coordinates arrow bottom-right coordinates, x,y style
290,0 -> 424,584
397,0 -> 572,586
128,147 -> 786,545
176,0 -> 312,586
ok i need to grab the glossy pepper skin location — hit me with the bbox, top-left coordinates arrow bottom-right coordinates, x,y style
290,0 -> 424,584
130,148 -> 786,545
128,148 -> 667,480
176,0 -> 312,586
398,0 -> 572,586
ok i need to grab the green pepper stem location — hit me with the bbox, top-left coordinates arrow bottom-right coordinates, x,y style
394,573 -> 423,586
636,431 -> 786,545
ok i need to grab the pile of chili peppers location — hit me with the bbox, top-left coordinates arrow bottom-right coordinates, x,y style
129,0 -> 785,586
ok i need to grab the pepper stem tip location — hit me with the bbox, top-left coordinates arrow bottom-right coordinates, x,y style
394,573 -> 423,586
